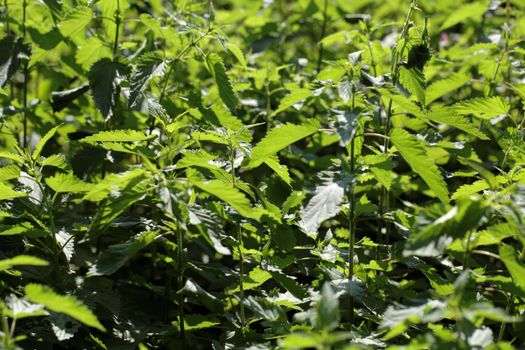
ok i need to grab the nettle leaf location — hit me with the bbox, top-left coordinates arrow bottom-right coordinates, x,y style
315,283 -> 340,332
78,129 -> 156,143
32,124 -> 63,161
89,58 -> 128,119
299,172 -> 346,238
0,36 -> 30,88
45,172 -> 94,193
0,183 -> 28,200
88,231 -> 158,276
453,96 -> 509,120
426,108 -> 489,140
333,109 -> 360,147
338,76 -> 352,102
264,155 -> 292,186
440,1 -> 488,30
83,169 -> 146,202
58,6 -> 92,39
364,154 -> 394,190
271,88 -> 313,117
499,245 -> 525,293
207,53 -> 237,113
398,66 -> 425,105
0,255 -> 48,272
129,52 -> 168,108
390,128 -> 448,203
25,284 -> 105,331
248,120 -> 320,168
226,43 -> 247,68
50,83 -> 90,112
0,164 -> 21,181
191,179 -> 261,220
426,72 -> 470,105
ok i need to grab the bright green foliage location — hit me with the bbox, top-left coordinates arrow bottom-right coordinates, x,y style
390,128 -> 449,203
25,284 -> 106,331
0,0 -> 524,349
248,120 -> 320,168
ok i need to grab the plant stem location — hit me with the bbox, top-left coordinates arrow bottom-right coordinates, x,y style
316,0 -> 329,73
177,228 -> 186,346
238,224 -> 246,331
21,0 -> 28,149
1,313 -> 10,348
113,0 -> 121,58
348,136 -> 356,326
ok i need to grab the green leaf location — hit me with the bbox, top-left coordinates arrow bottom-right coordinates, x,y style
440,1 -> 488,30
25,284 -> 106,331
0,255 -> 48,272
174,314 -> 220,331
207,53 -> 237,113
129,53 -> 168,108
0,152 -> 24,163
226,43 -> 247,68
248,120 -> 320,168
399,66 -> 425,105
78,129 -> 156,143
271,88 -> 313,117
451,179 -> 490,200
499,245 -> 525,293
191,179 -> 260,220
0,164 -> 21,181
316,283 -> 340,331
0,183 -> 27,200
0,36 -> 29,88
299,172 -> 346,237
32,124 -> 63,161
58,7 -> 93,39
88,231 -> 158,276
89,58 -> 128,119
426,72 -> 470,105
364,154 -> 394,190
426,108 -> 489,140
45,172 -> 94,193
390,128 -> 449,203
454,96 -> 510,120
83,169 -> 147,201
50,83 -> 90,112
264,155 -> 292,186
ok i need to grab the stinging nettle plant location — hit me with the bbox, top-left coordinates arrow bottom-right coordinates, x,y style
0,0 -> 524,349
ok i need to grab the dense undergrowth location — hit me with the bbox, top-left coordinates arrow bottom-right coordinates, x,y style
1,0 -> 525,349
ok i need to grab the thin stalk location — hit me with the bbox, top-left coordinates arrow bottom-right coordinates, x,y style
347,86 -> 357,325
177,228 -> 186,346
238,224 -> 246,331
498,294 -> 513,342
1,313 -> 10,348
229,139 -> 246,331
21,0 -> 28,149
316,0 -> 329,73
112,0 -> 121,57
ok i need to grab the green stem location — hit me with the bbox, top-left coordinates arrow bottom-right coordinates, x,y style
21,0 -> 28,149
177,228 -> 186,346
238,224 -> 246,331
113,0 -> 121,58
1,313 -> 10,348
316,0 -> 329,73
